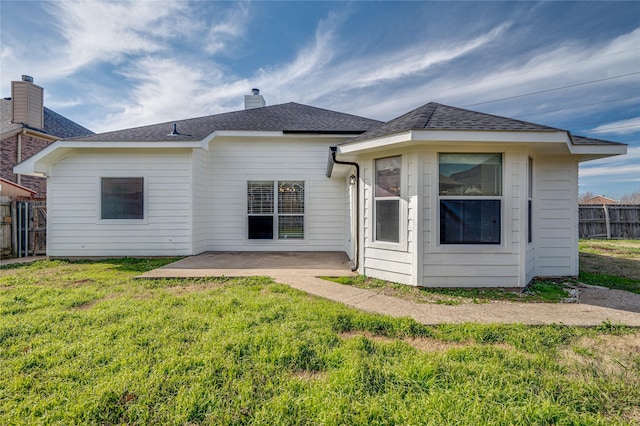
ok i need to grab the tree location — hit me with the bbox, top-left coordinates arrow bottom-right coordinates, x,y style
578,191 -> 596,204
619,190 -> 640,204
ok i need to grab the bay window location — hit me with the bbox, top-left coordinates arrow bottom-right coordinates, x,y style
374,156 -> 401,243
439,154 -> 502,244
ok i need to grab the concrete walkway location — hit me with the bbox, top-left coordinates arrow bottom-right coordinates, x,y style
139,252 -> 640,326
0,255 -> 47,267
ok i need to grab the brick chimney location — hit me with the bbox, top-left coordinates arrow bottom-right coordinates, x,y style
244,88 -> 266,110
11,75 -> 44,130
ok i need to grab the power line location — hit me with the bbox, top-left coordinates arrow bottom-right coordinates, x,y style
462,72 -> 640,108
440,48 -> 639,98
515,95 -> 640,120
589,123 -> 640,133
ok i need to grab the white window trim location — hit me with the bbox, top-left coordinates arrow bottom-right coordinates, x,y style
96,176 -> 148,225
434,152 -> 509,253
528,156 -> 534,245
245,179 -> 308,243
369,155 -> 408,252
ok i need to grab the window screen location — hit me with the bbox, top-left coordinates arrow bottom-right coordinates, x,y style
374,156 -> 401,243
247,181 -> 305,240
101,177 -> 143,219
439,154 -> 502,245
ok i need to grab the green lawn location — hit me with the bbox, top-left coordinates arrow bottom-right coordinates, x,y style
579,239 -> 640,294
1,259 -> 639,425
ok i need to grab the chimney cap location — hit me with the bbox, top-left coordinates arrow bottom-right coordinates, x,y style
21,75 -> 34,83
251,88 -> 260,95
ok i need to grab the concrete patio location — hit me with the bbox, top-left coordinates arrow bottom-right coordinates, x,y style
136,251 -> 357,279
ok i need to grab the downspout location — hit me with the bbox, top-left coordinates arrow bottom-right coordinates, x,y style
17,130 -> 24,185
329,146 -> 360,272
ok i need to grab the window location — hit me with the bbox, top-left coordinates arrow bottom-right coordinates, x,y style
247,181 -> 304,240
528,157 -> 533,243
439,154 -> 502,244
374,156 -> 401,243
101,177 -> 143,219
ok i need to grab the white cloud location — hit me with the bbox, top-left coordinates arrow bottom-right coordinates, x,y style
205,3 -> 251,54
43,1 -> 185,79
579,146 -> 640,185
588,116 -> 640,135
356,27 -> 640,120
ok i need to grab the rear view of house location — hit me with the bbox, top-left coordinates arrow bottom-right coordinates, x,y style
15,91 -> 626,287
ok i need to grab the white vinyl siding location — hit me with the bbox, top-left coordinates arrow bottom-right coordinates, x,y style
208,138 -> 347,251
191,148 -> 209,255
534,156 -> 579,277
47,149 -> 193,257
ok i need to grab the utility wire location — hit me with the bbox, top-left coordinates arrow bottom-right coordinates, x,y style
462,72 -> 640,107
589,123 -> 640,133
515,95 -> 640,120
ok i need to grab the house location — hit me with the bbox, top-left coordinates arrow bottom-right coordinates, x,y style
1,75 -> 94,198
581,195 -> 618,205
14,91 -> 626,287
0,177 -> 36,199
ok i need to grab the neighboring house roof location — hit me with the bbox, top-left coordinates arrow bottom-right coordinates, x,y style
69,102 -> 383,142
0,177 -> 36,198
0,98 -> 94,139
582,195 -> 618,205
345,102 -> 623,146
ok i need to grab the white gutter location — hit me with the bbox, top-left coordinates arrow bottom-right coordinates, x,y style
337,129 -> 626,162
13,139 -> 209,177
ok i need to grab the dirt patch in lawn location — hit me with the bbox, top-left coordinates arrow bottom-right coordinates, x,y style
340,331 -> 467,352
560,332 -> 640,378
72,293 -> 118,310
165,281 -> 227,294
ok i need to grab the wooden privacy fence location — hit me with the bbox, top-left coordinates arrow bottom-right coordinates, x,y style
0,196 -> 47,259
1,197 -> 11,258
579,204 -> 640,239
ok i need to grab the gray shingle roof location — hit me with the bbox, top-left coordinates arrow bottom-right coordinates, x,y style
71,102 -> 383,142
1,98 -> 94,138
571,135 -> 624,145
43,107 -> 94,138
344,102 -> 622,145
346,102 -> 559,143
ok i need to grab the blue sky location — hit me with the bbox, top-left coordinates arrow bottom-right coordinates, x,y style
1,0 -> 638,198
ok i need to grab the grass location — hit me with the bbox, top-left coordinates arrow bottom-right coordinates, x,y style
579,239 -> 640,293
323,275 -> 571,304
1,259 -> 639,425
324,239 -> 640,301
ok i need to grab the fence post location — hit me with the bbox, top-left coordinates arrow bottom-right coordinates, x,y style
603,204 -> 611,239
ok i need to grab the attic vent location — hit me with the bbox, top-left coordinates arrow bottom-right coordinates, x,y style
167,122 -> 191,137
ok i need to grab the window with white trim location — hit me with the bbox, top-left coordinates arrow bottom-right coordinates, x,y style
374,156 -> 401,243
439,153 -> 502,244
101,177 -> 144,220
247,181 -> 304,240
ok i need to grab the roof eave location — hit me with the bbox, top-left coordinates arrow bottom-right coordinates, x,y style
13,139 -> 208,177
1,126 -> 58,142
568,143 -> 627,162
337,129 -> 572,154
